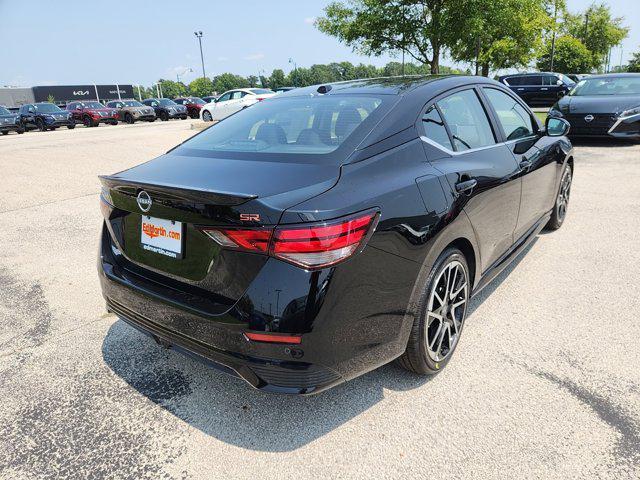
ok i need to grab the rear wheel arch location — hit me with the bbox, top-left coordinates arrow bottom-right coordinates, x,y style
446,238 -> 477,288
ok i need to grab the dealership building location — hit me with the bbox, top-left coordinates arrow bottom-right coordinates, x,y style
0,84 -> 136,107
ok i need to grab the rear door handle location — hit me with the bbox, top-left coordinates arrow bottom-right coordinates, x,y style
455,178 -> 478,194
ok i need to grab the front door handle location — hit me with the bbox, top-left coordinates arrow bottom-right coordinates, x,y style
455,178 -> 478,194
519,158 -> 533,171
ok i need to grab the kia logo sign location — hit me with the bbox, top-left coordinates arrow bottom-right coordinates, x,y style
73,90 -> 89,96
136,191 -> 152,212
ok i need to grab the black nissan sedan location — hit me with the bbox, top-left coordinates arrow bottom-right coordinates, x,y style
98,76 -> 574,394
549,73 -> 640,139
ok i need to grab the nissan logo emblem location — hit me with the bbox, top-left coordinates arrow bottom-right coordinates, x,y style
584,114 -> 595,123
136,190 -> 152,212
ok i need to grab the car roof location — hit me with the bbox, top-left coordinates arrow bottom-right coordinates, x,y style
278,75 -> 499,97
583,73 -> 640,80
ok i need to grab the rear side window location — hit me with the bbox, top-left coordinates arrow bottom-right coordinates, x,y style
422,105 -> 453,150
525,76 -> 543,86
483,88 -> 535,140
436,89 -> 495,151
505,77 -> 523,86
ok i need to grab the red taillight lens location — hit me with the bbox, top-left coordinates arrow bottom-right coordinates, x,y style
203,228 -> 271,253
201,210 -> 379,269
271,212 -> 378,268
244,332 -> 302,344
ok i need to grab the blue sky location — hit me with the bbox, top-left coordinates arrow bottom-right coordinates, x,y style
0,0 -> 637,87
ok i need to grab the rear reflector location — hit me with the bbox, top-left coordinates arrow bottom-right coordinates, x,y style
244,332 -> 302,344
201,210 -> 379,269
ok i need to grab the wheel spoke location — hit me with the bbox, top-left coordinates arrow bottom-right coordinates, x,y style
429,320 -> 443,350
434,323 -> 447,357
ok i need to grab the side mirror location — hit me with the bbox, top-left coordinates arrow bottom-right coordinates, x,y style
546,117 -> 570,137
556,79 -> 563,86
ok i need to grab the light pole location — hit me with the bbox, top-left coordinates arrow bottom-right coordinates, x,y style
176,67 -> 193,83
288,57 -> 297,86
549,0 -> 558,72
194,31 -> 206,78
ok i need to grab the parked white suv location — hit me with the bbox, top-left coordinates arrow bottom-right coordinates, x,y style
200,88 -> 276,122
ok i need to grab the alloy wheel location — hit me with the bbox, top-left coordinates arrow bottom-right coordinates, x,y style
425,260 -> 469,362
556,168 -> 572,222
203,110 -> 212,122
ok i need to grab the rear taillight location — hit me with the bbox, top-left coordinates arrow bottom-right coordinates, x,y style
255,97 -> 266,101
201,210 -> 379,269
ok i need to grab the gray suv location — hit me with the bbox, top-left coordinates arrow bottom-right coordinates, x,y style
106,99 -> 156,124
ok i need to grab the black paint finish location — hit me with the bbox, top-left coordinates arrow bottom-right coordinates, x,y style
98,75 -> 573,394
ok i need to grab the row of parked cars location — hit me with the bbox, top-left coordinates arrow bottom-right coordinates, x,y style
0,86 -> 296,135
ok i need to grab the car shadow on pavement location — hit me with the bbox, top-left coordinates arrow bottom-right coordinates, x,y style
101,239 -> 536,452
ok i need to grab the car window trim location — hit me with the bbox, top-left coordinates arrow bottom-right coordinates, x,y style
416,84 -> 537,156
419,85 -> 500,151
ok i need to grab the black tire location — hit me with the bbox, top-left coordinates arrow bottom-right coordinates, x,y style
160,111 -> 169,121
36,118 -> 46,132
545,163 -> 572,231
189,110 -> 199,119
148,118 -> 156,122
83,115 -> 95,127
17,127 -> 25,134
125,113 -> 134,124
1,130 -> 7,135
181,115 -> 187,120
202,110 -> 212,122
67,124 -> 75,130
397,247 -> 471,375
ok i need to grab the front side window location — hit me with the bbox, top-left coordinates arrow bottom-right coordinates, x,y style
525,76 -> 543,86
436,89 -> 495,151
230,91 -> 244,100
217,92 -> 231,102
543,75 -> 560,86
422,105 -> 453,150
177,94 -> 388,159
483,88 -> 535,140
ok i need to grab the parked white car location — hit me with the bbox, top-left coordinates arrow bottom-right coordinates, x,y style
200,88 -> 276,122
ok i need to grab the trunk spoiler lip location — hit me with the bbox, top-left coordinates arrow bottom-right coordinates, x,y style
98,175 -> 257,206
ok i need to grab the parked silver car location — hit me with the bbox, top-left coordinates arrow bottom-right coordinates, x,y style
106,99 -> 156,124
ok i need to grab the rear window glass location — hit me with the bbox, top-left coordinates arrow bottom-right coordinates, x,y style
178,95 -> 389,157
436,89 -> 495,151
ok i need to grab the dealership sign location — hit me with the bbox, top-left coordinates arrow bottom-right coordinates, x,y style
33,84 -> 135,102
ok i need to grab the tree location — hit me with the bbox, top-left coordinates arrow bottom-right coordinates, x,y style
316,1 -> 466,74
564,3 -> 628,71
211,73 -> 248,93
537,35 -> 593,73
157,80 -> 188,99
268,69 -> 287,89
188,77 -> 215,97
246,75 -> 259,87
628,50 -> 640,73
450,0 -> 553,76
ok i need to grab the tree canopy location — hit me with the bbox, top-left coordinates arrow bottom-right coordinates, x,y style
536,35 -> 593,73
563,3 -> 628,71
316,0 -> 466,74
628,50 -> 640,73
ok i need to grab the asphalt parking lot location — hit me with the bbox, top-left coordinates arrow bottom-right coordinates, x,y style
1,121 -> 639,479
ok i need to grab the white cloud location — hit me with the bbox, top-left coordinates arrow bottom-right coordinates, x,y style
244,53 -> 265,61
304,17 -> 315,24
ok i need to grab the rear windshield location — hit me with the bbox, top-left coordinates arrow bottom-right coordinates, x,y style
34,103 -> 62,113
176,95 -> 390,160
159,98 -> 177,106
249,89 -> 274,95
570,77 -> 640,96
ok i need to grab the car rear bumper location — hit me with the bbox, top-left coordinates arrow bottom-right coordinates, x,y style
98,216 -> 418,394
